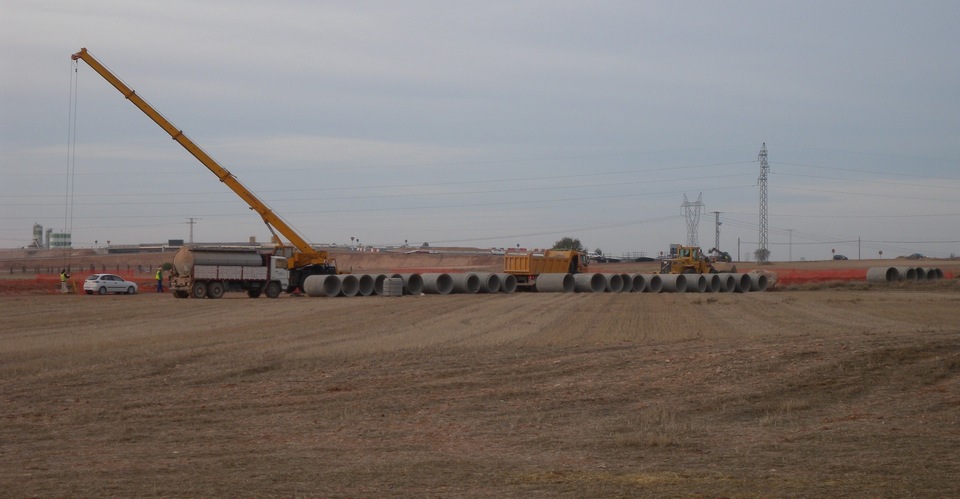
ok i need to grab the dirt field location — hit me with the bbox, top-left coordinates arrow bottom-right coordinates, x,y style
2,279 -> 959,497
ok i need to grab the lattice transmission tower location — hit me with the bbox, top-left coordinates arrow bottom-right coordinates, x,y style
682,193 -> 704,247
757,143 -> 769,263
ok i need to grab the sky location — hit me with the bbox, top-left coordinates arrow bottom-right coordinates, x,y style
2,1 -> 959,261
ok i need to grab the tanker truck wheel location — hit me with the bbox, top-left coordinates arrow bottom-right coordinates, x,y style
191,282 -> 208,299
207,281 -> 225,299
265,281 -> 282,299
174,290 -> 189,299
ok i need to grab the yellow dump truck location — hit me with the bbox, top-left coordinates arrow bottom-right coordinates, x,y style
504,250 -> 588,287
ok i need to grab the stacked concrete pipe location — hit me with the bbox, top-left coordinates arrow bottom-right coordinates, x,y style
642,274 -> 663,293
747,273 -> 769,292
660,274 -> 688,293
534,273 -> 575,293
730,273 -> 752,292
630,274 -> 646,293
356,274 -> 376,296
471,272 -> 501,293
716,273 -> 736,292
337,274 -> 360,297
450,273 -> 481,294
372,274 -> 388,295
690,274 -> 708,293
394,273 -> 424,295
303,274 -> 341,297
893,267 -> 918,281
867,267 -> 898,283
619,273 -> 633,292
497,273 -> 518,293
421,273 -> 454,295
603,273 -> 624,293
705,273 -> 721,293
574,273 -> 605,293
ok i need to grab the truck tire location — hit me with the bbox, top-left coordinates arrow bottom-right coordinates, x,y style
207,281 -> 225,299
174,290 -> 189,299
265,281 -> 282,299
191,282 -> 208,299
247,288 -> 262,298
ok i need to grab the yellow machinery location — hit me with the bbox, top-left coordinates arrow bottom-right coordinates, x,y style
71,48 -> 336,292
504,250 -> 588,287
661,245 -> 718,274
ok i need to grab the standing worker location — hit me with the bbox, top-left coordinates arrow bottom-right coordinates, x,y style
156,267 -> 164,293
59,268 -> 71,294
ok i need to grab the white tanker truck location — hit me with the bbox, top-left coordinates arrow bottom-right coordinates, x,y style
170,246 -> 290,299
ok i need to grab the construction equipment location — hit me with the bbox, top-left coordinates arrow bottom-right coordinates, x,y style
170,246 -> 289,299
71,48 -> 336,293
709,247 -> 732,263
661,245 -> 734,274
504,250 -> 588,287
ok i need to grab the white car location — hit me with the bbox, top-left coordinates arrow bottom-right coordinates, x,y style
83,274 -> 138,295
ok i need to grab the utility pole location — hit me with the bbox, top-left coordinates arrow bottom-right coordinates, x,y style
758,143 -> 769,263
186,217 -> 200,244
712,211 -> 721,251
788,229 -> 794,262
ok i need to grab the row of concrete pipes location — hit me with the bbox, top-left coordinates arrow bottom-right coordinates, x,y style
866,266 -> 945,283
303,271 -> 770,297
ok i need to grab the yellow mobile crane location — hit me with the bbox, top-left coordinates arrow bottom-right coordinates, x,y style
71,48 -> 336,292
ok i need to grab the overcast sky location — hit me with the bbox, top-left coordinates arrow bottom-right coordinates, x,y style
2,1 -> 958,261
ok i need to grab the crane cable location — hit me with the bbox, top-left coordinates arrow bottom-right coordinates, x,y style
63,59 -> 79,274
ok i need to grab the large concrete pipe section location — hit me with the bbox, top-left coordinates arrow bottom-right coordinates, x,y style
496,273 -> 518,293
730,273 -> 752,292
867,267 -> 898,283
534,273 -> 575,293
704,273 -> 721,293
642,274 -> 663,293
450,273 -> 481,294
630,274 -> 646,293
689,274 -> 708,293
337,274 -> 360,297
356,274 -> 376,296
920,267 -> 941,280
421,273 -> 454,295
659,274 -> 688,293
372,274 -> 388,295
574,273 -> 605,293
716,273 -> 736,292
619,273 -> 633,293
748,272 -> 769,292
603,273 -> 624,293
893,267 -> 917,281
303,274 -> 341,297
470,272 -> 501,293
394,273 -> 424,295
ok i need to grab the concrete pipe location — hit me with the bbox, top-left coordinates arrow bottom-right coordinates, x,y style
603,273 -> 624,293
716,273 -> 736,293
731,273 -> 752,293
574,273 -> 605,293
471,272 -> 501,293
619,273 -> 633,293
450,273 -> 481,294
688,274 -> 708,293
372,274 -> 388,295
356,274 -> 376,296
631,274 -> 646,293
496,273 -> 518,293
420,273 -> 454,295
642,274 -> 663,293
337,274 -> 360,297
867,267 -> 898,283
893,267 -> 917,281
660,274 -> 688,293
705,273 -> 721,293
303,274 -> 341,297
920,267 -> 939,280
933,268 -> 945,279
748,273 -> 769,292
395,273 -> 424,295
915,267 -> 926,280
534,273 -> 575,293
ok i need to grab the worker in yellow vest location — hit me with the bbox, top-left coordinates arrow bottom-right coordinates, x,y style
60,269 -> 71,294
156,267 -> 164,293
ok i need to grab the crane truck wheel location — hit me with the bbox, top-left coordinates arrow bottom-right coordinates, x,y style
207,281 -> 225,299
265,281 -> 282,299
191,282 -> 208,299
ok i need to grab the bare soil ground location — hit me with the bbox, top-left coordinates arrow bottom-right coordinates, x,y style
2,280 -> 959,497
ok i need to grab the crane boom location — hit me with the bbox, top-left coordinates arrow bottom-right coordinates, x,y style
71,48 -> 333,276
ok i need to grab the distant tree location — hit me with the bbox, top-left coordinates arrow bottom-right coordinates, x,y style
754,248 -> 770,264
552,237 -> 584,252
594,248 -> 603,256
